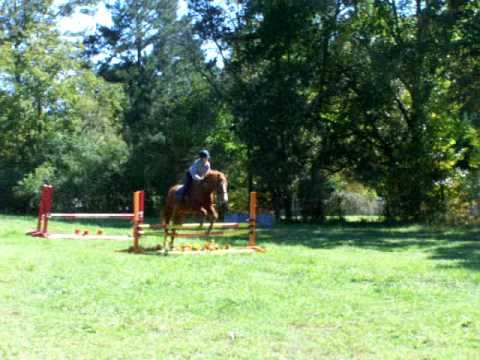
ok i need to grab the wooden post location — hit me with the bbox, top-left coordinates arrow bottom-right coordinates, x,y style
132,191 -> 143,252
41,186 -> 54,235
248,192 -> 257,247
34,186 -> 48,233
139,191 -> 145,225
35,189 -> 43,232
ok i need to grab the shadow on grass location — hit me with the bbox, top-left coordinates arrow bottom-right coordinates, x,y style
45,213 -> 480,272
258,224 -> 480,271
429,242 -> 480,271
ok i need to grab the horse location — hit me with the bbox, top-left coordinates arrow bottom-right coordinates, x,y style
162,170 -> 229,250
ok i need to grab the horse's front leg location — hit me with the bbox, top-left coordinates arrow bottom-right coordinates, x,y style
207,206 -> 218,233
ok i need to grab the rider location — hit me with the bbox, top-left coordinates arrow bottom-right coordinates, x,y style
182,149 -> 211,201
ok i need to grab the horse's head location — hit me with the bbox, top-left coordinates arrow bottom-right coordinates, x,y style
204,170 -> 229,205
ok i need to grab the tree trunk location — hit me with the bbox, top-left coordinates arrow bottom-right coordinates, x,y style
283,192 -> 292,222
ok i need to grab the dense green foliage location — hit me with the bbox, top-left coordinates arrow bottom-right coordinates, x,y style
0,0 -> 479,222
189,0 -> 480,222
0,0 -> 127,211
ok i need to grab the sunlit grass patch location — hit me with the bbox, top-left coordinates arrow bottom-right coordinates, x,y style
0,215 -> 479,359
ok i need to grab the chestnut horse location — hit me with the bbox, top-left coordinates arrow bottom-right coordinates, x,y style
163,170 -> 229,249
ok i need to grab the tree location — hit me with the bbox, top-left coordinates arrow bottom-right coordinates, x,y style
331,0 -> 479,221
189,0 -> 345,220
0,0 -> 127,211
189,0 -> 480,222
87,0 -> 223,208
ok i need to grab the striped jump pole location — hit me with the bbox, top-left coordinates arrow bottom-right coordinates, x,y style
27,184 -> 142,239
49,213 -> 135,219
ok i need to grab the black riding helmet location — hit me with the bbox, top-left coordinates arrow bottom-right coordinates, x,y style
199,149 -> 210,159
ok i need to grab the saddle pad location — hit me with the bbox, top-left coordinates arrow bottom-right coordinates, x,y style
175,185 -> 185,201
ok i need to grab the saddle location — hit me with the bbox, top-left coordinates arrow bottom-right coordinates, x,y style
175,180 -> 204,204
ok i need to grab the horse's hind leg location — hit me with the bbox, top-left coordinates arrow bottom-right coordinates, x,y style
199,208 -> 208,228
167,208 -> 184,250
163,204 -> 177,250
169,230 -> 176,250
162,209 -> 169,250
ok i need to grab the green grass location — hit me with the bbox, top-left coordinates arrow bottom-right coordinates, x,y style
1,215 -> 479,359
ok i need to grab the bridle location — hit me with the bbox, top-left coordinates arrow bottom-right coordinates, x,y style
200,173 -> 228,204
217,175 -> 229,204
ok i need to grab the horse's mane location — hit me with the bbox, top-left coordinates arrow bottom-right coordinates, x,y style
205,170 -> 224,178
202,170 -> 227,189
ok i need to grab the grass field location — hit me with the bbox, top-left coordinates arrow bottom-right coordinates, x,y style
0,215 -> 479,359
